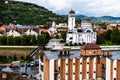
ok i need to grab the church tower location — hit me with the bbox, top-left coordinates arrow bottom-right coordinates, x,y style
68,10 -> 75,31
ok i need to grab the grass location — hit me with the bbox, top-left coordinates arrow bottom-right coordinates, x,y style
0,47 -> 36,50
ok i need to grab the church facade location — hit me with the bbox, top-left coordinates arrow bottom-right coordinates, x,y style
66,10 -> 97,44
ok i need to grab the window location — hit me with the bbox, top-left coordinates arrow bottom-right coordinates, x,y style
114,68 -> 116,70
94,71 -> 96,73
64,51 -> 67,55
87,62 -> 89,64
40,56 -> 43,62
60,51 -> 62,55
66,73 -> 68,75
73,73 -> 75,75
68,51 -> 70,55
41,65 -> 43,72
93,51 -> 96,54
80,63 -> 82,65
73,63 -> 75,65
70,37 -> 73,39
114,78 -> 116,80
59,67 -> 60,70
80,72 -> 82,74
87,72 -> 89,74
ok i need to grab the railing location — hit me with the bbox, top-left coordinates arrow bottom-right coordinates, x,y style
29,45 -> 44,58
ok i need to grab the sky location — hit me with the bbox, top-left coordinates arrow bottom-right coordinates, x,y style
16,0 -> 120,17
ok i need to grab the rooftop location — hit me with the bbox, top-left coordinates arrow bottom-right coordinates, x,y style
43,50 -> 120,60
81,43 -> 101,49
69,10 -> 75,14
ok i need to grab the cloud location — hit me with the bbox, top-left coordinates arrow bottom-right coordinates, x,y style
16,0 -> 120,17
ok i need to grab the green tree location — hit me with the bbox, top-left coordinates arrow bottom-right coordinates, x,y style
37,34 -> 46,45
97,33 -> 105,44
99,22 -> 107,29
21,35 -> 27,45
0,36 -> 7,45
104,30 -> 112,41
61,31 -> 67,41
111,28 -> 120,44
7,36 -> 14,45
13,54 -> 17,61
31,35 -> 37,45
13,36 -> 21,45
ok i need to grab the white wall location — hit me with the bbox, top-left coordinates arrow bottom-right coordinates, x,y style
106,58 -> 111,80
93,57 -> 96,79
68,15 -> 75,30
7,30 -> 21,36
49,59 -> 54,80
80,58 -> 83,80
113,59 -> 117,79
73,58 -> 75,80
58,59 -> 61,80
86,57 -> 89,79
25,29 -> 38,36
65,58 -> 68,80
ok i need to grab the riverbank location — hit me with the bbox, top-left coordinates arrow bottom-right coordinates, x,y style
63,45 -> 120,51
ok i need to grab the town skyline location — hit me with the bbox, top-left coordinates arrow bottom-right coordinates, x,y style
16,0 -> 120,17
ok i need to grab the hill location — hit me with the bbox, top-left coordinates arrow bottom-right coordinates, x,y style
0,0 -> 67,27
76,15 -> 120,22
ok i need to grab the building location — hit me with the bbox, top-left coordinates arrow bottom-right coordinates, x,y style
66,10 -> 96,44
33,43 -> 120,80
49,22 -> 57,34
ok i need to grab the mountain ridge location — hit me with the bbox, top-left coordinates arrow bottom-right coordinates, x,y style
76,15 -> 120,22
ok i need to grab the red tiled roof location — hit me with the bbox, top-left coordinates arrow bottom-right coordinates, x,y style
81,43 -> 101,49
33,28 -> 39,34
40,29 -> 48,32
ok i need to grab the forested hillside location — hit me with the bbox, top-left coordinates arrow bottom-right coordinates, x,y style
0,0 -> 67,27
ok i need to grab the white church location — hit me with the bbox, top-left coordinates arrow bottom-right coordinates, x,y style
66,10 -> 97,44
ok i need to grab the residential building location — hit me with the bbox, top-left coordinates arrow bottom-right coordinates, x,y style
33,43 -> 120,80
24,28 -> 40,36
66,10 -> 97,44
7,29 -> 21,36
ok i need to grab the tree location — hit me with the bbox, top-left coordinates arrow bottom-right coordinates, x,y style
13,54 -> 17,61
7,36 -> 14,45
37,34 -> 46,45
111,28 -> 120,44
99,22 -> 107,29
13,36 -> 21,45
0,36 -> 7,45
31,35 -> 37,45
104,30 -> 112,41
61,31 -> 67,41
97,33 -> 105,44
21,35 -> 27,45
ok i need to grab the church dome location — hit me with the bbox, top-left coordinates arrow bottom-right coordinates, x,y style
69,10 -> 75,14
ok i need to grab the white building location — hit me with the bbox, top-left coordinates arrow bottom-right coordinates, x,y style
49,22 -> 57,34
7,29 -> 21,37
66,10 -> 97,44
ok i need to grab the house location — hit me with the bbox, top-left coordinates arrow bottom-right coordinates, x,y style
24,28 -> 40,36
7,29 -> 21,36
